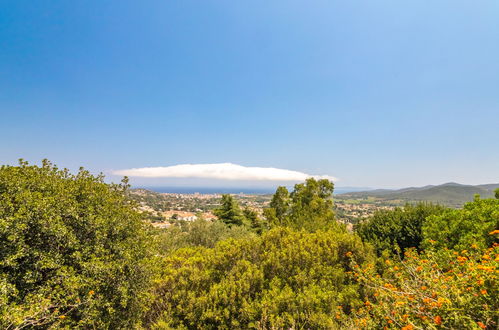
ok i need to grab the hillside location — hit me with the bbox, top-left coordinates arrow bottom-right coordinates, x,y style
338,182 -> 499,207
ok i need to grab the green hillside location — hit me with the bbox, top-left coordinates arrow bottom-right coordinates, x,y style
339,182 -> 499,207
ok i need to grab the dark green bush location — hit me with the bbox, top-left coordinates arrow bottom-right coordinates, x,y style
355,203 -> 447,256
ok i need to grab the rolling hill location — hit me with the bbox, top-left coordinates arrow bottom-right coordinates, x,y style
337,182 -> 499,207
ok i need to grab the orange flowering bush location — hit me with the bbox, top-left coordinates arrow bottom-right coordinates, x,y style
349,243 -> 498,329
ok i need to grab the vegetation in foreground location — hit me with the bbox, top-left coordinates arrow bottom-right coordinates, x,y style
1,160 -> 497,329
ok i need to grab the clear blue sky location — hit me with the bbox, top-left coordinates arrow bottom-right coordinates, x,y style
1,0 -> 498,188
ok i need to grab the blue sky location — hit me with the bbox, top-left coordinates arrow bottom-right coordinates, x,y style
1,0 -> 498,188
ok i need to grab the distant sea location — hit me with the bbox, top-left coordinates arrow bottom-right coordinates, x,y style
135,186 -> 372,195
136,186 -> 276,195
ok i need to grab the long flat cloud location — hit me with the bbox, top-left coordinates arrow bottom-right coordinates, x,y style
112,163 -> 337,182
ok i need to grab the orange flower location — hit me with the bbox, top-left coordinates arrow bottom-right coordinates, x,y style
481,289 -> 487,295
59,315 -> 66,319
88,290 -> 95,295
401,325 -> 414,330
434,315 -> 442,325
421,286 -> 427,291
416,266 -> 423,272
345,251 -> 353,257
489,229 -> 499,235
477,321 -> 487,329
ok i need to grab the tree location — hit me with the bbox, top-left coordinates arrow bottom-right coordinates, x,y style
356,203 -> 447,256
243,207 -> 266,234
422,196 -> 499,251
289,178 -> 337,231
269,186 -> 290,225
265,179 -> 338,231
213,194 -> 245,227
495,188 -> 499,199
0,160 -> 151,328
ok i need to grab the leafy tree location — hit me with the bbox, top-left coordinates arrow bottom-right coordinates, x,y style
356,203 -> 447,256
213,194 -> 245,227
289,178 -> 337,231
495,188 -> 499,199
243,208 -> 266,234
145,227 -> 374,329
265,178 -> 338,231
269,186 -> 290,225
422,196 -> 499,251
0,160 -> 151,328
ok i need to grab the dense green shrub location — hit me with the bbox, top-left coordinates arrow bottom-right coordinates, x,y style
156,218 -> 256,252
0,160 -> 151,328
422,196 -> 499,251
355,203 -> 447,256
145,227 -> 374,329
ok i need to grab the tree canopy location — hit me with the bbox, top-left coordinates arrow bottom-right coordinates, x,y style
0,160 -> 151,328
265,178 -> 338,231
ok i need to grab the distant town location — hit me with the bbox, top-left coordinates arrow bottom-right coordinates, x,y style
129,188 -> 399,228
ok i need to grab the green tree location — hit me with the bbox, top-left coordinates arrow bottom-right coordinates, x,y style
243,208 -> 266,234
265,179 -> 338,231
495,188 -> 499,199
0,160 -> 151,328
289,178 -> 337,231
269,186 -> 290,225
422,196 -> 499,251
356,203 -> 447,256
213,194 -> 245,227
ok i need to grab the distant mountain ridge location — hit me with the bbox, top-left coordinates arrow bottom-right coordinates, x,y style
338,182 -> 499,207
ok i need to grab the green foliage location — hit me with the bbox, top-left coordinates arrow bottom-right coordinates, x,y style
156,218 -> 256,251
269,186 -> 290,226
2,160 -> 497,329
356,203 -> 447,256
213,194 -> 245,227
422,196 -> 499,251
265,178 -> 338,231
146,227 -> 374,329
495,188 -> 499,199
0,160 -> 151,328
243,208 -> 266,234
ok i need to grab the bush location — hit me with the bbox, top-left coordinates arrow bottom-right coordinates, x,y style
145,227 -> 374,329
351,243 -> 498,329
156,218 -> 256,252
0,160 -> 151,328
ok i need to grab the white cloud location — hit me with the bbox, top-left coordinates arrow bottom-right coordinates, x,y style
112,163 -> 337,182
